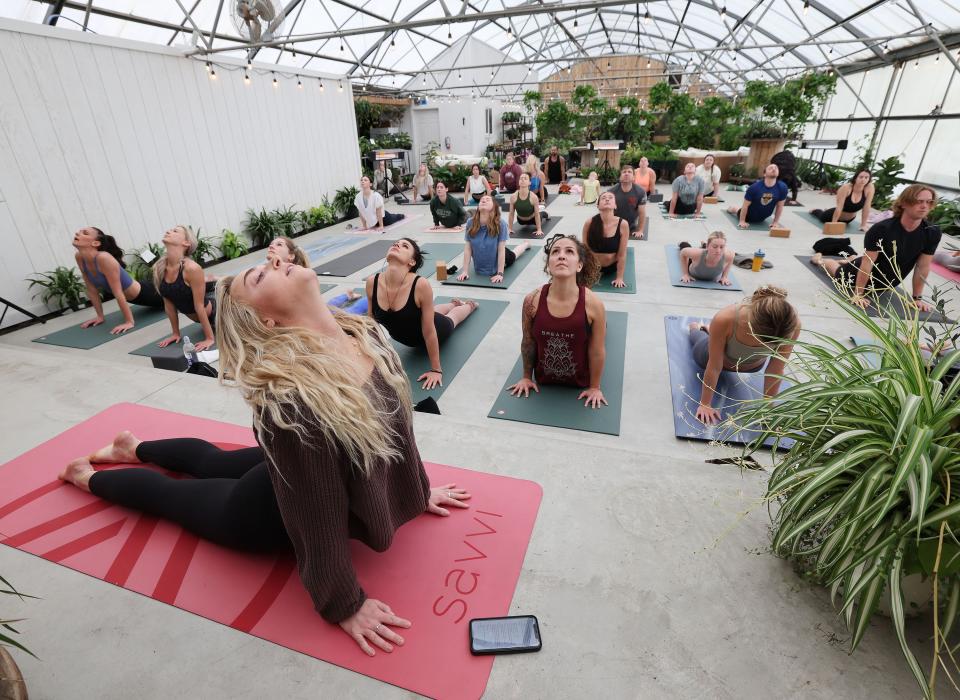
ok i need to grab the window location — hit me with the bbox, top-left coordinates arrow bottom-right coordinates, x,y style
485,108 -> 493,135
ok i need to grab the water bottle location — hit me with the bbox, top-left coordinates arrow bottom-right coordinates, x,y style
182,335 -> 199,368
751,248 -> 766,272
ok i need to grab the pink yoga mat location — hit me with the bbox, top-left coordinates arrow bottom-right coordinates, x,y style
0,404 -> 542,699
932,261 -> 960,285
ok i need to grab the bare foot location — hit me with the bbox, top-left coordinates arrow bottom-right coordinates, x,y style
89,430 -> 142,464
346,290 -> 362,301
810,253 -> 823,267
689,321 -> 708,334
58,457 -> 96,492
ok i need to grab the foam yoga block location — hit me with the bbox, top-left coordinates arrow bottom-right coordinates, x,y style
663,315 -> 789,448
391,298 -> 509,404
0,404 -> 542,700
509,215 -> 563,239
487,311 -> 628,435
592,248 -> 637,294
442,246 -> 537,290
722,210 -> 773,231
794,255 -> 953,323
33,306 -> 168,350
664,246 -> 742,291
313,239 -> 396,277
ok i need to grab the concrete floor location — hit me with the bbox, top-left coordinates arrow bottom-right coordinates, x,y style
1,183 -> 958,699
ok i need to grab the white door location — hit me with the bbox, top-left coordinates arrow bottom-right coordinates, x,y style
413,109 -> 441,162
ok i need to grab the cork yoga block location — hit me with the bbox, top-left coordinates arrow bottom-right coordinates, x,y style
823,222 -> 847,235
703,196 -> 719,204
769,228 -> 791,238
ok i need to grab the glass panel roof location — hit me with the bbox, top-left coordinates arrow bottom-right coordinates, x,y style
3,0 -> 958,94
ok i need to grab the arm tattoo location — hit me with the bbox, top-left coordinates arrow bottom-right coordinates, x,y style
520,293 -> 538,375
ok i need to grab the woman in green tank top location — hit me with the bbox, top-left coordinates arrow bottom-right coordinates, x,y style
508,173 -> 544,238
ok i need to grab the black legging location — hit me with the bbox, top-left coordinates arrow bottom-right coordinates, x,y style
88,439 -> 289,552
673,199 -> 697,216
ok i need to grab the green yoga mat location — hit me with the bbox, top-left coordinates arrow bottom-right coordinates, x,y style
487,310 -> 627,435
592,247 -> 636,294
723,209 -> 773,231
791,210 -> 860,232
658,205 -> 706,221
33,306 -> 167,350
391,298 -> 509,404
510,215 -> 563,240
129,322 -> 208,359
419,243 -> 465,278
442,247 -> 537,289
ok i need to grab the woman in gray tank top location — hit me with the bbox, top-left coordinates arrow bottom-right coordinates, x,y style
679,231 -> 736,285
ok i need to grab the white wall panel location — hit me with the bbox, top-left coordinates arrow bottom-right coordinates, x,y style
874,120 -> 936,181
888,54 -> 952,116
0,18 -> 359,321
915,123 -> 960,189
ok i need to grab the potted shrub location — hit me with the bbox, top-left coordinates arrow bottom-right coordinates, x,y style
735,287 -> 960,698
26,266 -> 86,312
218,229 -> 249,260
332,186 -> 359,220
243,208 -> 281,247
2,575 -> 35,700
646,143 -> 678,182
190,227 -> 218,264
930,197 -> 960,239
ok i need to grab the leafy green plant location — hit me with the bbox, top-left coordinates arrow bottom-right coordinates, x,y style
740,71 -> 837,139
27,266 -> 86,310
728,162 -> 746,178
374,132 -> 412,150
930,198 -> 960,238
1,575 -> 37,658
580,162 -> 618,185
218,229 -> 249,260
795,158 -> 846,191
354,99 -> 383,138
332,186 -> 360,219
429,164 -> 470,192
272,205 -> 302,237
126,242 -> 164,282
304,204 -> 337,229
535,100 -> 581,142
522,90 -> 542,116
501,111 -> 522,123
871,156 -> 905,211
191,227 -> 217,263
243,208 -> 281,247
735,284 -> 959,699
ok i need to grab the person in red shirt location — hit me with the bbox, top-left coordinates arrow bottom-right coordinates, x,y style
509,234 -> 608,408
497,152 -> 523,194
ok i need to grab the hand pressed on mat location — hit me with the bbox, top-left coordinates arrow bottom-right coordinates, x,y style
579,387 -> 608,409
427,483 -> 471,516
339,598 -> 410,657
80,316 -> 105,329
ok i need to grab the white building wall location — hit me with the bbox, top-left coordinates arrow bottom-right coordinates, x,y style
0,18 -> 360,321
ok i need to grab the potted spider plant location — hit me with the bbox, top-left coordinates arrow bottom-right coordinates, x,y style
734,284 -> 960,698
1,575 -> 35,700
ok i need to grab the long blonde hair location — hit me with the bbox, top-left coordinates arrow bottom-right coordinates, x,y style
524,155 -> 540,176
467,197 -> 502,238
152,224 -> 197,289
276,237 -> 309,268
215,277 -> 412,478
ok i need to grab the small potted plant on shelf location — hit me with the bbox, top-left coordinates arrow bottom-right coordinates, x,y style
734,284 -> 960,699
26,266 -> 86,312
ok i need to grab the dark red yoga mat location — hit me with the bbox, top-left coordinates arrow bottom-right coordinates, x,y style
0,404 -> 542,699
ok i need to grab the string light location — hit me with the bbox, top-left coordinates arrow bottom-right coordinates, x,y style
646,58 -> 651,68
644,10 -> 650,24
803,1 -> 810,15
391,36 -> 395,48
914,60 -> 920,70
458,70 -> 462,80
209,67 -> 216,80
338,80 -> 344,91
246,59 -> 252,71
574,18 -> 578,28
422,75 -> 427,85
243,71 -> 250,85
272,73 -> 278,88
297,77 -> 303,89
720,5 -> 726,19
448,24 -> 452,40
340,41 -> 344,52
319,79 -> 324,92
205,61 -> 211,73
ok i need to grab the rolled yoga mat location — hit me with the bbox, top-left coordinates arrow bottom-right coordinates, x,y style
794,255 -> 953,323
509,215 -> 564,239
487,310 -> 628,435
0,403 -> 542,700
664,245 -> 743,291
313,239 -> 397,277
442,246 -> 537,290
592,248 -> 637,294
722,209 -> 774,231
658,204 -> 706,221
663,314 -> 791,448
33,305 -> 168,350
391,298 -> 509,404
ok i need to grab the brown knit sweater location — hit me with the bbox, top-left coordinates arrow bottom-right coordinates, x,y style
259,366 -> 430,623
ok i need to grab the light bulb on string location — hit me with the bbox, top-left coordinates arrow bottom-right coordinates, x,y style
644,10 -> 650,24
205,61 -> 211,73
209,67 -> 217,80
914,60 -> 920,70
803,0 -> 809,15
246,59 -> 252,71
574,18 -> 578,28
720,5 -> 726,19
243,71 -> 250,85
272,73 -> 278,88
338,80 -> 344,91
297,77 -> 303,89
448,24 -> 452,40
340,41 -> 344,52
391,37 -> 395,48
319,80 -> 324,92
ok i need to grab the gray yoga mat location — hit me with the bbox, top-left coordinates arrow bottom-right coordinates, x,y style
723,209 -> 773,231
665,245 -> 742,291
390,298 -> 509,405
592,247 -> 637,295
658,204 -> 706,221
419,243 -> 465,278
510,215 -> 564,239
33,306 -> 167,350
313,239 -> 396,277
442,247 -> 537,289
795,255 -> 953,323
300,235 -> 360,263
487,310 -> 627,435
791,210 -> 861,232
664,314 -> 791,449
634,217 -> 650,241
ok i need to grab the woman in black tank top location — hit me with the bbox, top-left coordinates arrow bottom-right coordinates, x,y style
810,169 -> 875,231
365,238 -> 478,390
154,225 -> 216,351
580,192 -> 630,288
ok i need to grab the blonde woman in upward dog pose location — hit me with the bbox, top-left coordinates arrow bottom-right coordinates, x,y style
59,254 -> 471,656
154,225 -> 216,350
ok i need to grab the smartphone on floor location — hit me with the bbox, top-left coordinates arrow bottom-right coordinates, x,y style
469,615 -> 541,655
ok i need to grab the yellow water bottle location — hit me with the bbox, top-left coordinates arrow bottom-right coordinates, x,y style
751,249 -> 765,272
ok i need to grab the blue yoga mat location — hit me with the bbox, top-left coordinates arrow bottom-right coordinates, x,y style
664,245 -> 742,290
663,315 -> 789,448
300,235 -> 360,263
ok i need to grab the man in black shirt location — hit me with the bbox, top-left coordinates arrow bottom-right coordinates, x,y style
545,145 -> 566,184
811,184 -> 940,312
608,165 -> 648,238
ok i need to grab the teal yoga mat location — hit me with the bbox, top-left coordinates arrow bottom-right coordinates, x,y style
129,322 -> 207,360
592,247 -> 637,294
723,209 -> 772,231
442,247 -> 537,289
33,306 -> 167,350
791,210 -> 860,232
510,215 -> 563,240
487,310 -> 627,435
391,298 -> 509,404
664,245 -> 742,290
658,204 -> 706,221
419,243 -> 465,278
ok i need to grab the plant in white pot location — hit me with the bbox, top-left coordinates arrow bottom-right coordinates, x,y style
1,575 -> 34,700
735,284 -> 960,698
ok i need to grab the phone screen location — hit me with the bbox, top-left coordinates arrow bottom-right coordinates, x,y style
469,615 -> 540,654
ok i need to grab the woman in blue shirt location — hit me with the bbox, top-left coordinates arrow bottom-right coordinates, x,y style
456,195 -> 530,285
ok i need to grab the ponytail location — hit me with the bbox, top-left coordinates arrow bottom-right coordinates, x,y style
93,228 -> 127,269
747,285 -> 799,342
